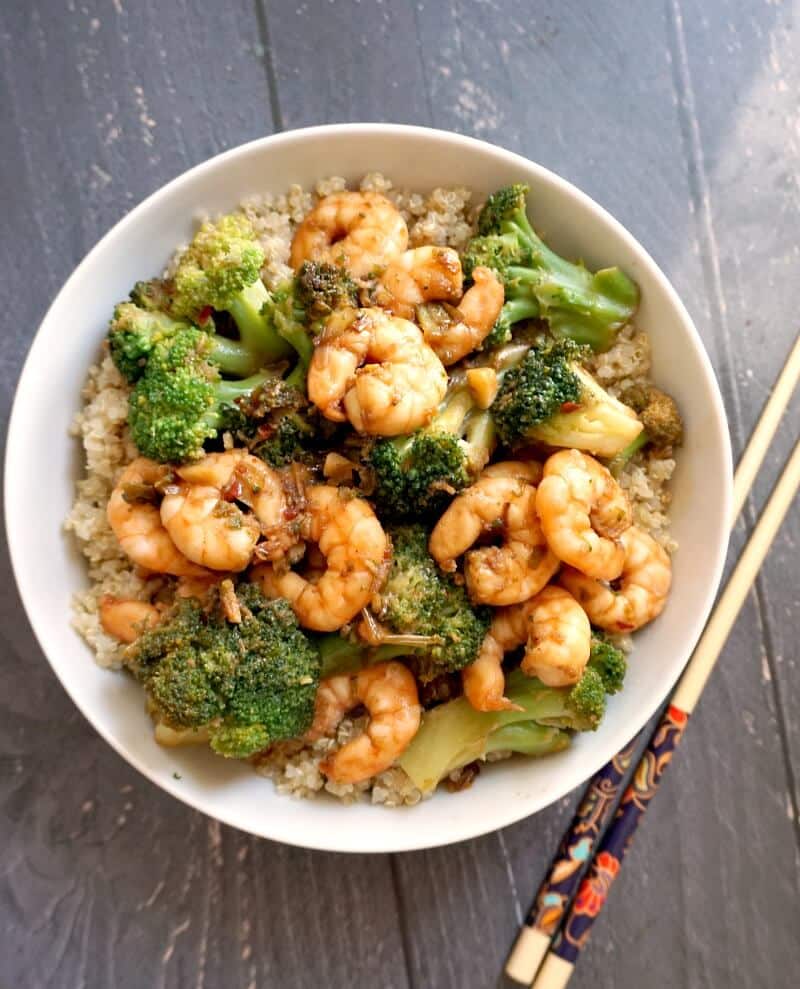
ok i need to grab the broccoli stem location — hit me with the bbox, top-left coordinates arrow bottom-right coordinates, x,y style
484,722 -> 571,757
499,289 -> 541,325
317,634 -> 424,678
437,386 -> 477,432
464,409 -> 496,455
227,280 -> 292,360
208,336 -> 267,377
607,429 -> 650,476
398,680 -> 572,792
202,371 -> 274,429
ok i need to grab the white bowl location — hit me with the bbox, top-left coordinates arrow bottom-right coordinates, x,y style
5,125 -> 732,853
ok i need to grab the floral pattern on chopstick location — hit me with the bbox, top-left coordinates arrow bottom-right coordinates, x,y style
554,705 -> 689,963
526,737 -> 638,937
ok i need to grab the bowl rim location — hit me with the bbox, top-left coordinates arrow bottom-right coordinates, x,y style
5,123 -> 733,852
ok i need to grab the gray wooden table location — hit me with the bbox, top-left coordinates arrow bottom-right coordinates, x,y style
2,2 -> 799,987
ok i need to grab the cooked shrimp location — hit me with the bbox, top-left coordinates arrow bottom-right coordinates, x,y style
462,630 -> 519,712
289,191 -> 408,278
423,266 -> 504,366
536,449 -> 632,580
429,468 -> 560,605
161,451 -> 292,572
462,586 -> 591,711
307,307 -> 448,435
481,459 -> 544,484
99,596 -> 161,643
560,525 -> 672,632
312,662 -> 421,784
375,246 -> 464,320
107,458 -> 209,577
253,485 -> 389,632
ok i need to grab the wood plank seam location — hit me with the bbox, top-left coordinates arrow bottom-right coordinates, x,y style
665,0 -> 800,857
254,0 -> 285,132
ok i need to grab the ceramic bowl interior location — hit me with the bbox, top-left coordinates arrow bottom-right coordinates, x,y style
5,125 -> 732,852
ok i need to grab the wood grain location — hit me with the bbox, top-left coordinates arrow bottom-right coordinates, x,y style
1,1 -> 798,988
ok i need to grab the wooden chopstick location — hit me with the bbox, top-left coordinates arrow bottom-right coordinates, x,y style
731,334 -> 800,520
505,334 -> 800,986
529,438 -> 800,989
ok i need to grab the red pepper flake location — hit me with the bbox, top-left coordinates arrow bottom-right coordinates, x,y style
221,477 -> 244,502
283,507 -> 299,521
560,401 -> 581,413
197,306 -> 214,326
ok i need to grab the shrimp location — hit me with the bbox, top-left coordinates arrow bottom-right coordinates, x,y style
289,191 -> 408,278
310,662 -> 421,784
462,630 -> 517,712
560,525 -> 672,632
421,266 -> 504,366
481,459 -> 544,485
107,458 -> 209,577
462,586 -> 591,711
307,307 -> 448,435
374,246 -> 464,320
536,449 -> 632,581
161,451 -> 292,572
99,596 -> 161,643
253,485 -> 389,632
428,468 -> 560,606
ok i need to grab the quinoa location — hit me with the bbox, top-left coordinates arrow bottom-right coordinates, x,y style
68,174 -> 678,804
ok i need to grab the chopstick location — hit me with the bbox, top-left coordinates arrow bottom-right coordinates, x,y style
530,438 -> 800,989
730,335 -> 800,520
505,334 -> 800,986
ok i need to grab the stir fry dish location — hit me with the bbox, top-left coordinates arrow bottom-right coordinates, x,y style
68,178 -> 682,804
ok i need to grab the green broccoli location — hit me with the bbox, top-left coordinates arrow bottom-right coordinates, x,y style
260,261 -> 358,392
398,669 -> 574,792
127,327 -> 278,462
588,634 -> 627,695
129,277 -> 176,314
398,652 -> 626,792
607,384 -> 684,475
462,184 -> 639,352
170,213 -> 292,364
108,302 -> 275,383
368,383 -> 496,519
316,525 -> 490,683
294,260 -> 359,323
491,339 -> 643,458
126,584 -> 320,759
377,525 -> 490,681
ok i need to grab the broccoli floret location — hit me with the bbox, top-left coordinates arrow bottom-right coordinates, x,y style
378,525 -> 490,681
108,302 -> 271,384
463,184 -> 639,352
294,261 -> 359,321
223,375 -> 323,467
108,303 -> 186,383
256,412 -> 316,467
369,384 -> 496,519
564,668 -> 608,729
129,277 -> 176,314
491,339 -> 643,458
588,634 -> 627,695
398,669 -> 574,792
608,384 -> 684,474
171,213 -> 292,364
397,634 -> 627,791
127,327 -> 277,462
126,584 -> 320,759
258,263 -> 358,393
316,526 -> 490,683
